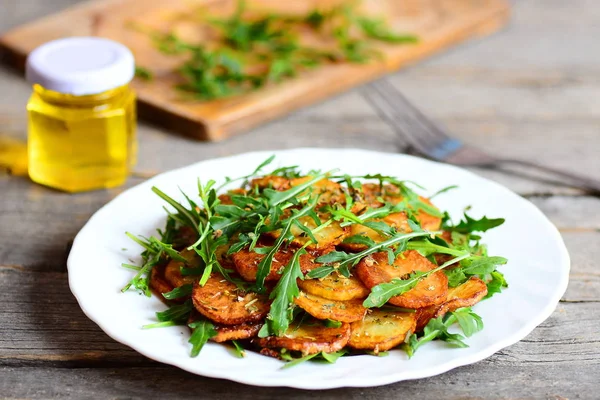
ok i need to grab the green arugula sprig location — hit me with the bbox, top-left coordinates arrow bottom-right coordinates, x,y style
404,307 -> 483,357
281,349 -> 349,369
260,245 -> 308,337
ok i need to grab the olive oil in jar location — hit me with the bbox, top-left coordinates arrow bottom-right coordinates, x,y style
26,37 -> 137,192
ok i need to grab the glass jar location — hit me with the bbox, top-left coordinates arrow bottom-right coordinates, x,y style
26,37 -> 137,192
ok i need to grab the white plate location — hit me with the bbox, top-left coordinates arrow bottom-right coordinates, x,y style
67,148 -> 570,389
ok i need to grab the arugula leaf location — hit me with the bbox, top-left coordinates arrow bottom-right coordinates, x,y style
342,234 -> 377,248
121,252 -> 161,296
404,314 -> 467,358
281,352 -> 319,369
452,308 -> 484,337
314,251 -> 350,264
281,349 -> 348,369
188,320 -> 217,357
324,319 -> 343,328
362,221 -> 395,236
449,213 -> 505,234
444,268 -> 468,288
155,299 -> 193,324
230,340 -> 246,358
151,187 -> 200,233
265,248 -> 306,336
254,218 -> 294,290
461,256 -> 507,275
429,185 -> 458,199
484,270 -> 508,299
306,265 -> 336,279
363,270 -> 427,308
320,349 -> 348,363
162,284 -> 193,300
357,17 -> 418,43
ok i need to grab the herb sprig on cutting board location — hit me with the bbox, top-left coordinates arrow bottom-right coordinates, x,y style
134,0 -> 417,100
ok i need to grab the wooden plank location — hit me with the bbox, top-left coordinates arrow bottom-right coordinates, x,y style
0,0 -> 510,140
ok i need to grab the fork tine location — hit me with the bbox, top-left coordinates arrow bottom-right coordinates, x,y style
361,87 -> 411,151
362,84 -> 439,155
363,79 -> 456,157
372,80 -> 452,141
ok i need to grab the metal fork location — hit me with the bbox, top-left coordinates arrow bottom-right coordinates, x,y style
363,79 -> 600,194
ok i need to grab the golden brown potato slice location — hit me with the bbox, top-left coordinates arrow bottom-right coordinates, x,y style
294,291 -> 367,322
356,250 -> 448,308
256,320 -> 351,354
149,263 -> 174,300
352,183 -> 441,231
265,215 -> 348,255
231,247 -> 320,282
212,322 -> 263,343
231,248 -> 292,281
187,311 -> 263,342
297,272 -> 369,301
348,309 -> 417,352
164,249 -> 201,288
415,277 -> 488,332
290,216 -> 349,252
290,177 -> 347,205
250,175 -> 291,191
192,274 -> 270,325
415,197 -> 442,231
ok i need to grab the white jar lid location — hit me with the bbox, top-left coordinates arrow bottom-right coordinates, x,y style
26,37 -> 135,96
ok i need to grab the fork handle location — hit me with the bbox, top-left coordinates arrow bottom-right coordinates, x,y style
501,158 -> 600,194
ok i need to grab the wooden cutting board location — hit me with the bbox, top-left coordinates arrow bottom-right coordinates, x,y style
0,0 -> 509,141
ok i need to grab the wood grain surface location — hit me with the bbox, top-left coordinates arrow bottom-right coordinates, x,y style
1,0 -> 599,398
0,0 -> 509,140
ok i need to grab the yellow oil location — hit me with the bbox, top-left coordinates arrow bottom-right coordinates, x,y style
27,84 -> 136,192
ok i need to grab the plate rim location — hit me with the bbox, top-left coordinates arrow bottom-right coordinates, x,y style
67,147 -> 570,389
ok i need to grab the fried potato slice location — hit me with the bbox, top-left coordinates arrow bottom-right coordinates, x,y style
294,291 -> 367,322
164,249 -> 201,288
290,216 -> 349,252
348,309 -> 417,352
250,175 -> 291,191
356,250 -> 448,308
256,320 -> 351,354
415,277 -> 488,332
231,248 -> 319,282
415,197 -> 442,231
192,274 -> 270,325
290,177 -> 347,205
297,272 -> 370,301
212,322 -> 263,343
149,263 -> 174,299
187,311 -> 263,342
351,183 -> 441,231
265,215 -> 348,255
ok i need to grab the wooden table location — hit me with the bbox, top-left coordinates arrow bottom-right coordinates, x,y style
1,0 -> 598,398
